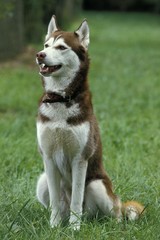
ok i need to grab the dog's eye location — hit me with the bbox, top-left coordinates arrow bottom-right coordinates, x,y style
44,44 -> 49,48
57,45 -> 67,50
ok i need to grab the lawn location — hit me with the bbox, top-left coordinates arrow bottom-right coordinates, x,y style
0,12 -> 160,239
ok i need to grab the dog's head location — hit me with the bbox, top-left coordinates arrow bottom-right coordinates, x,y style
36,16 -> 90,77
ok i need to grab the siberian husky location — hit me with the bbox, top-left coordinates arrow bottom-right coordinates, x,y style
36,16 -> 144,230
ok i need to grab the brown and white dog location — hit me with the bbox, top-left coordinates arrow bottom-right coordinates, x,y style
36,16 -> 144,230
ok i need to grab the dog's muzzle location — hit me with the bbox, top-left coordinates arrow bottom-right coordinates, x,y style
36,51 -> 62,75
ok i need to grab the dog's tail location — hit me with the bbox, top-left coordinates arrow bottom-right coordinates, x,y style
121,201 -> 145,220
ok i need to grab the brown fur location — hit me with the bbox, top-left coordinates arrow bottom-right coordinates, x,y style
37,18 -> 144,225
38,29 -> 115,201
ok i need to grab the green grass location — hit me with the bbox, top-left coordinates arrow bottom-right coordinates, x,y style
0,12 -> 160,239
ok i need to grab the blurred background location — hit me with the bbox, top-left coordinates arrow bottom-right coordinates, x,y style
0,1 -> 160,239
0,0 -> 160,60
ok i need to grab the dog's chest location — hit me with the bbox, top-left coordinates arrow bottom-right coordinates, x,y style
37,103 -> 90,180
39,102 -> 80,121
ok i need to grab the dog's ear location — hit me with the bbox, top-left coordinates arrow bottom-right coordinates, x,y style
45,15 -> 58,40
75,20 -> 90,49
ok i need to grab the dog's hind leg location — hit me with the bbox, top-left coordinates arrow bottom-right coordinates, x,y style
84,179 -> 122,220
36,172 -> 49,208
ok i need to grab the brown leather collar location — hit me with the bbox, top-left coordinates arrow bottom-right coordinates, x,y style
42,92 -> 71,103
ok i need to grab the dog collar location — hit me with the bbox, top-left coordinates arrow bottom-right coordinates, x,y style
42,92 -> 71,103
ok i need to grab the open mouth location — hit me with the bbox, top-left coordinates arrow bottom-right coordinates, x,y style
39,63 -> 62,74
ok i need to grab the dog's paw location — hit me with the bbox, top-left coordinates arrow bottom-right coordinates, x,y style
69,213 -> 81,231
50,211 -> 61,228
70,222 -> 81,231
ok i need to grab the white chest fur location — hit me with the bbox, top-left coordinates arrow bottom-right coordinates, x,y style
39,101 -> 80,121
37,104 -> 90,183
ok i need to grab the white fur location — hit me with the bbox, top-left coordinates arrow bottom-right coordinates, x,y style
41,37 -> 80,93
36,18 -> 120,230
39,102 -> 80,121
45,15 -> 58,40
125,206 -> 139,221
36,22 -> 89,228
37,121 -> 90,160
84,180 -> 114,217
36,175 -> 122,228
75,20 -> 90,49
36,172 -> 49,208
37,118 -> 90,229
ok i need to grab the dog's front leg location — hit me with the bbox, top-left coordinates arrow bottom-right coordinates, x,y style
44,156 -> 61,228
69,157 -> 88,230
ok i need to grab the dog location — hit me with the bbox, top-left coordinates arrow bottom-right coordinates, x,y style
36,16 -> 144,230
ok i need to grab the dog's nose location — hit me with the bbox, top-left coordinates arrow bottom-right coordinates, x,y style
36,52 -> 46,60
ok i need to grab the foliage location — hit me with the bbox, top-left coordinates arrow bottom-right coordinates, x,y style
83,0 -> 160,12
145,0 -> 160,12
0,0 -> 15,19
23,0 -> 83,42
0,0 -> 24,60
23,0 -> 45,43
0,12 -> 160,240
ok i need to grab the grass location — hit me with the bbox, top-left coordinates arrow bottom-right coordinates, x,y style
0,11 -> 160,239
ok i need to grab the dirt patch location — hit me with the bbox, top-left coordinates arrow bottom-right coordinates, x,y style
0,46 -> 38,69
